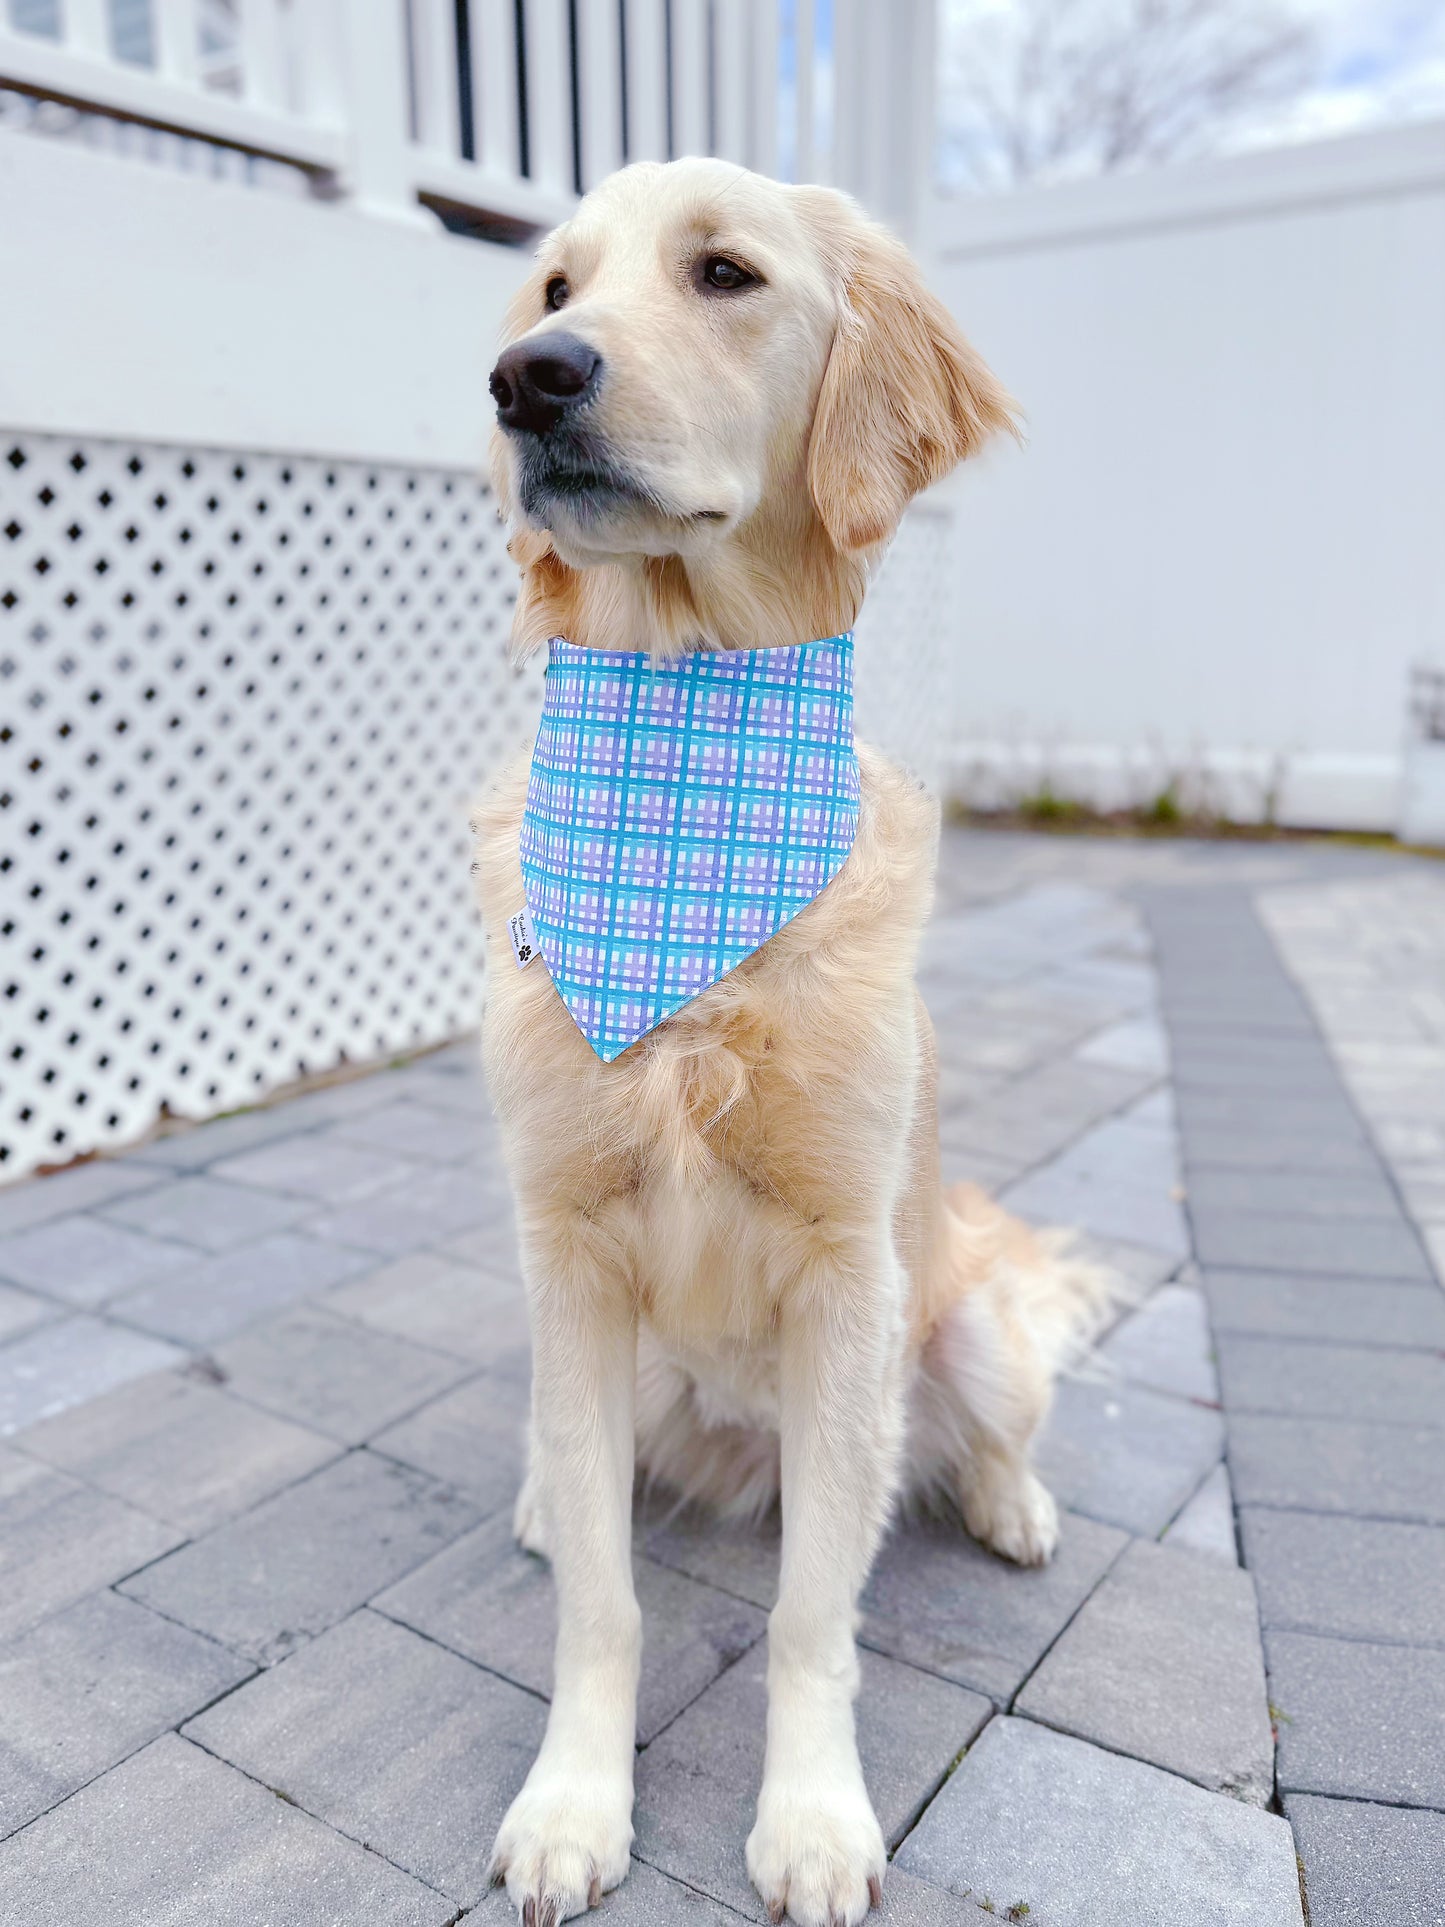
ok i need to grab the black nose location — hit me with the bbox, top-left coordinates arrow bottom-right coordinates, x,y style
490,333 -> 602,435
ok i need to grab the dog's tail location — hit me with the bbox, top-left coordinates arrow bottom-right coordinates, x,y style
904,1181 -> 1131,1523
943,1179 -> 1126,1377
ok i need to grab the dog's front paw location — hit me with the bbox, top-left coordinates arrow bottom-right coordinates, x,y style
961,1461 -> 1059,1567
489,1770 -> 632,1922
746,1779 -> 885,1926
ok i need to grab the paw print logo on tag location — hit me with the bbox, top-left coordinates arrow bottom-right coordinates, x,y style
508,907 -> 540,970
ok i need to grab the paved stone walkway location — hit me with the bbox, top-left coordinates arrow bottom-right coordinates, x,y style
1,830 -> 1442,1925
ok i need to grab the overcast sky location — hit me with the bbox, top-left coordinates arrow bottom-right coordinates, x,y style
1283,0 -> 1445,134
936,0 -> 1445,188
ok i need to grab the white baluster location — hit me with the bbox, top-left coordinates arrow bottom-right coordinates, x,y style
521,0 -> 572,195
61,0 -> 110,58
793,0 -> 815,183
624,0 -> 667,161
291,0 -> 349,132
903,0 -> 938,247
411,0 -> 460,155
669,0 -> 706,158
577,0 -> 623,190
473,0 -> 521,178
748,0 -> 778,179
830,0 -> 862,200
331,0 -> 430,221
714,0 -> 749,167
237,0 -> 286,110
152,0 -> 199,87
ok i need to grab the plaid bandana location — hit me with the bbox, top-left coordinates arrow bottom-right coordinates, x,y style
518,634 -> 860,1061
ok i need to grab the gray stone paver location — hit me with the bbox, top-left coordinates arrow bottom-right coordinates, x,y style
1202,1265 -> 1445,1346
1002,1102 -> 1189,1257
326,1247 -> 529,1358
329,1098 -> 493,1164
302,1160 -> 507,1256
1162,1460 -> 1238,1562
633,1644 -> 991,1920
1240,1507 -> 1445,1646
209,1305 -> 476,1445
1096,1280 -> 1217,1402
120,1450 -> 482,1665
0,1282 -> 58,1344
1267,1629 -> 1445,1808
896,1716 -> 1304,1927
0,1451 -> 184,1643
110,1229 -> 375,1345
0,1157 -> 162,1237
186,1607 -> 544,1904
0,1590 -> 251,1837
1227,1413 -> 1445,1524
1216,1332 -> 1445,1425
941,1059 -> 1158,1170
14,1369 -> 339,1534
3,831 -> 1443,1923
369,1368 -> 530,1511
1285,1796 -> 1445,1927
211,1133 -> 422,1204
0,1213 -> 194,1308
1189,1207 -> 1433,1280
1185,1164 -> 1404,1222
0,1314 -> 186,1436
376,1511 -> 768,1745
98,1175 -> 310,1251
859,1511 -> 1129,1702
0,1734 -> 454,1926
1014,1538 -> 1273,1802
1036,1375 -> 1224,1538
1149,871 -> 1445,1921
644,1499 -> 1128,1707
1178,1121 -> 1383,1173
469,1855 -> 754,1922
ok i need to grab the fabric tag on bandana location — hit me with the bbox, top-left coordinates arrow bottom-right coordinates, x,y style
519,633 -> 860,1062
507,905 -> 540,970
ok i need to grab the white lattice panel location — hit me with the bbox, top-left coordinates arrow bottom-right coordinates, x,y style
1,431 -> 954,1179
2,432 -> 538,1178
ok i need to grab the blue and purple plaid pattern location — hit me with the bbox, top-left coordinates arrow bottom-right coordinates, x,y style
520,634 -> 860,1061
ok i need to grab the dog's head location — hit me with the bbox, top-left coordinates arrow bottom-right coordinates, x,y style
489,159 -> 1016,646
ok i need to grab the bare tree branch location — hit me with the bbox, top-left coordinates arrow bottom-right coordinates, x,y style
941,0 -> 1317,191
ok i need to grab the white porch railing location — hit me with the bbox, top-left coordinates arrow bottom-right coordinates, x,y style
0,0 -> 934,233
0,0 -> 949,1179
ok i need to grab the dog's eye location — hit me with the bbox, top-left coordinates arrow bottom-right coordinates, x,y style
700,255 -> 758,294
545,276 -> 569,311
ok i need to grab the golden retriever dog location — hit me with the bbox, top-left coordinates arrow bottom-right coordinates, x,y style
472,158 -> 1113,1927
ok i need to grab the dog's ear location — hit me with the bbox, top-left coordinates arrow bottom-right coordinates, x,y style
803,200 -> 1019,553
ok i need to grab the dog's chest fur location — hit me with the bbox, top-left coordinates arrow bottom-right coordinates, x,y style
472,740 -> 940,1363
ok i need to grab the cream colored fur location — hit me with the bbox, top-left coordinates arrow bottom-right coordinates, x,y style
473,159 -> 1117,1927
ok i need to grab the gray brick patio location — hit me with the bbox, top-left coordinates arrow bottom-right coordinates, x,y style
2,829 -> 1442,1925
